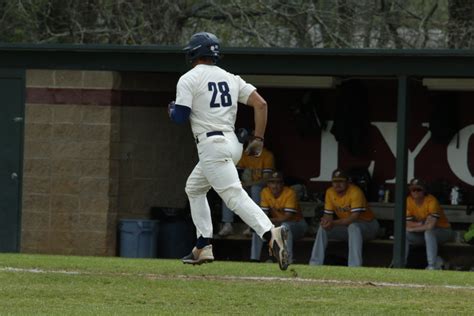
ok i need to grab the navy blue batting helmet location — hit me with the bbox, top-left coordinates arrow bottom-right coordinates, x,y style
183,32 -> 221,64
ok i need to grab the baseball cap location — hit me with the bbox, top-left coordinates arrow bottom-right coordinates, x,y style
331,169 -> 348,182
408,178 -> 426,191
267,171 -> 284,182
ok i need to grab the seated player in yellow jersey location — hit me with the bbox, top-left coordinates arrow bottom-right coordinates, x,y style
309,169 -> 379,267
218,138 -> 275,237
251,171 -> 307,263
404,178 -> 454,270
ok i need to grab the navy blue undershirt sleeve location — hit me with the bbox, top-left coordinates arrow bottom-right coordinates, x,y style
170,104 -> 191,124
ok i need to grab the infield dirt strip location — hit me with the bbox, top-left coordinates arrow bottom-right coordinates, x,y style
2,267 -> 474,291
145,274 -> 474,290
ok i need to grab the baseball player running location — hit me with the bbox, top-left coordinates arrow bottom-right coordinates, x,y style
168,32 -> 289,270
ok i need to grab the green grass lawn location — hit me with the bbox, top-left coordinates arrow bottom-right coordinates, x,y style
1,254 -> 473,315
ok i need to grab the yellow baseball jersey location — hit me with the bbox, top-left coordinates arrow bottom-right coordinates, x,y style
406,194 -> 450,228
237,148 -> 274,181
260,186 -> 302,222
324,184 -> 375,221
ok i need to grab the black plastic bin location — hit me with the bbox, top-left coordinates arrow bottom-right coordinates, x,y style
151,207 -> 195,258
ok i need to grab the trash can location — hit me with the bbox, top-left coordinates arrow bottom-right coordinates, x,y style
119,219 -> 159,258
151,207 -> 195,258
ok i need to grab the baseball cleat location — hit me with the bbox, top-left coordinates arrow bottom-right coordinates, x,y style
182,245 -> 214,265
268,226 -> 289,271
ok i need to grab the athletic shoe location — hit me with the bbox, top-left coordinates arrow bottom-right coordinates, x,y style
218,223 -> 234,237
426,257 -> 444,270
435,256 -> 445,270
182,245 -> 214,265
268,226 -> 289,271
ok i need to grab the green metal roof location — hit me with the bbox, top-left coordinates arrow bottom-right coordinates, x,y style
1,44 -> 474,77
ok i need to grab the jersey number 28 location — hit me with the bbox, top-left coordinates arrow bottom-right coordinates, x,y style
208,81 -> 232,108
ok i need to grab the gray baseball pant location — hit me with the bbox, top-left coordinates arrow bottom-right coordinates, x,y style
309,219 -> 379,267
405,228 -> 454,267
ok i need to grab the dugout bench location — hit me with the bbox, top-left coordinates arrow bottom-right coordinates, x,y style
212,202 -> 474,269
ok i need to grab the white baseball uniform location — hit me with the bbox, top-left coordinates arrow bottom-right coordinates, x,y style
176,64 -> 273,239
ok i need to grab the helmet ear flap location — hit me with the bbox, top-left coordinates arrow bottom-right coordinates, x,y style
185,48 -> 199,63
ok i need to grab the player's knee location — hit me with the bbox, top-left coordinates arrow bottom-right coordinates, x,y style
316,226 -> 327,237
219,186 -> 245,211
185,183 -> 205,197
424,229 -> 435,237
348,223 -> 362,234
223,194 -> 242,211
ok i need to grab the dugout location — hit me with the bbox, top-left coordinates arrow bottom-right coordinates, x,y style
0,44 -> 473,267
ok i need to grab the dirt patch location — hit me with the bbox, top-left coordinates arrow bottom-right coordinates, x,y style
144,273 -> 474,290
2,266 -> 474,291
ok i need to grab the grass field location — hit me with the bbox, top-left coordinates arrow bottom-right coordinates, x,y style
1,254 -> 473,315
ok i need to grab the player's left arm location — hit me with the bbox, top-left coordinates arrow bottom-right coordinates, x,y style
168,102 -> 191,124
271,210 -> 293,224
245,91 -> 267,156
333,212 -> 360,226
246,91 -> 267,139
321,190 -> 336,229
406,216 -> 437,232
407,198 -> 440,232
333,188 -> 365,226
169,76 -> 193,124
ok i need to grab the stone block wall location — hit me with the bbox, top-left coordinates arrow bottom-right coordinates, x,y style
117,106 -> 197,220
23,70 -> 119,255
22,69 -> 197,256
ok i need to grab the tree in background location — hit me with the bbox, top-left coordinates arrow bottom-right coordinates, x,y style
447,0 -> 474,48
0,0 -> 472,48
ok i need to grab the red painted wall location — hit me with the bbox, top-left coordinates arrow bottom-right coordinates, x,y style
237,80 -> 474,203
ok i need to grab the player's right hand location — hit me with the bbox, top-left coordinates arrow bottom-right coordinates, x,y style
245,137 -> 264,157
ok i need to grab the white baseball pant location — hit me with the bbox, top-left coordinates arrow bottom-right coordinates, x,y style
185,131 -> 273,239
